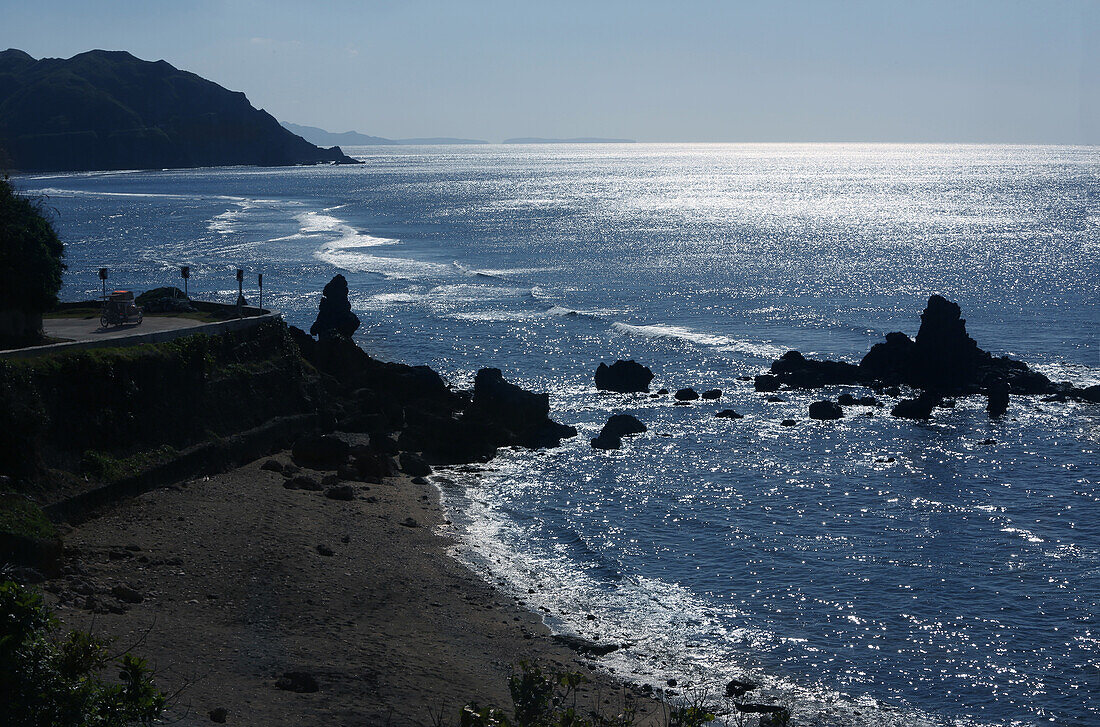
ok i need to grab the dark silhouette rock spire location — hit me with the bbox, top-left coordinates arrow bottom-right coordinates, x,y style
310,274 -> 360,338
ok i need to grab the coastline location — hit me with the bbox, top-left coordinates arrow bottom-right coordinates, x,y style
41,451 -> 665,726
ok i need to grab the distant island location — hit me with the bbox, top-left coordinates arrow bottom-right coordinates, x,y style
0,49 -> 359,172
503,137 -> 635,144
281,122 -> 488,147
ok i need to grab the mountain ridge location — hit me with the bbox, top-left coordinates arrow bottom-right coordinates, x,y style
0,49 -> 359,172
280,122 -> 488,146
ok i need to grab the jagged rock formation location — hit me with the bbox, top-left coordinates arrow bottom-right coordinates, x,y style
0,49 -> 360,172
759,296 -> 1098,414
309,275 -> 360,338
594,360 -> 653,393
590,414 -> 646,450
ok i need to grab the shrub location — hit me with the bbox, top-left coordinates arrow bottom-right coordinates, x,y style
0,176 -> 65,313
0,580 -> 165,726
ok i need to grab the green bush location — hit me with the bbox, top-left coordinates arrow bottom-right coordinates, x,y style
0,580 -> 165,726
0,176 -> 65,313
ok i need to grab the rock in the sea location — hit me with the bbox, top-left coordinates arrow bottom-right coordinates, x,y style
987,381 -> 1009,418
766,297 -> 1065,403
725,679 -> 759,698
591,414 -> 647,450
292,434 -> 349,470
594,360 -> 654,393
780,419 -> 797,427
754,374 -> 781,392
700,389 -> 722,400
766,395 -> 786,403
674,388 -> 700,401
464,368 -> 577,451
838,392 -> 880,407
309,274 -> 361,338
399,452 -> 432,477
275,671 -> 319,693
656,388 -> 669,395
890,392 -> 941,420
715,409 -> 743,419
770,350 -> 862,388
808,400 -> 843,420
552,634 -> 621,656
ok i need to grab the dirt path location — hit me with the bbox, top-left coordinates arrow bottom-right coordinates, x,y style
44,454 -> 662,726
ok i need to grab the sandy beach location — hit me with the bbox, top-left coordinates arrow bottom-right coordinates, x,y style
41,451 -> 663,726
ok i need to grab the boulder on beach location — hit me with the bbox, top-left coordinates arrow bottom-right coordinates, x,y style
591,413 -> 646,450
594,360 -> 654,393
310,274 -> 361,338
808,400 -> 843,420
399,451 -> 431,477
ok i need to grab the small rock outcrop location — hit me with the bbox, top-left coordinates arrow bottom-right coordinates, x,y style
987,381 -> 1009,418
399,452 -> 431,477
700,389 -> 722,400
753,375 -> 781,392
770,350 -> 862,389
808,400 -> 843,420
715,409 -> 743,419
467,368 -> 578,449
590,414 -> 646,450
594,360 -> 654,393
674,388 -> 699,401
891,392 -> 941,420
310,275 -> 361,338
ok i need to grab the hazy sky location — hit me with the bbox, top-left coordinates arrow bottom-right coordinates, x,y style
3,0 -> 1097,143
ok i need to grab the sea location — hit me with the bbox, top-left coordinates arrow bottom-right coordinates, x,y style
15,143 -> 1100,726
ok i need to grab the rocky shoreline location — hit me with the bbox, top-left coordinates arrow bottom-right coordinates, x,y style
6,283 -> 1095,725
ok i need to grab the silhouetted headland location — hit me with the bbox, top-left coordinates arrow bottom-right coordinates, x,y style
0,49 -> 360,172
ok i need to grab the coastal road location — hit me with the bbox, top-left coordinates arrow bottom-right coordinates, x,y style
44,316 -> 208,343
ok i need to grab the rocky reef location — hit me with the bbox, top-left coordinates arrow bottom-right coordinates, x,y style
761,296 -> 1099,416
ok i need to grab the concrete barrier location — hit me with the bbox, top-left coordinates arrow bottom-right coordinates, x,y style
0,307 -> 281,360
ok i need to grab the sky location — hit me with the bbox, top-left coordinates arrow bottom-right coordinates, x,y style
2,0 -> 1097,143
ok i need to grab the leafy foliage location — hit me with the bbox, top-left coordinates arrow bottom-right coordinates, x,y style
0,580 -> 165,726
0,176 -> 65,312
